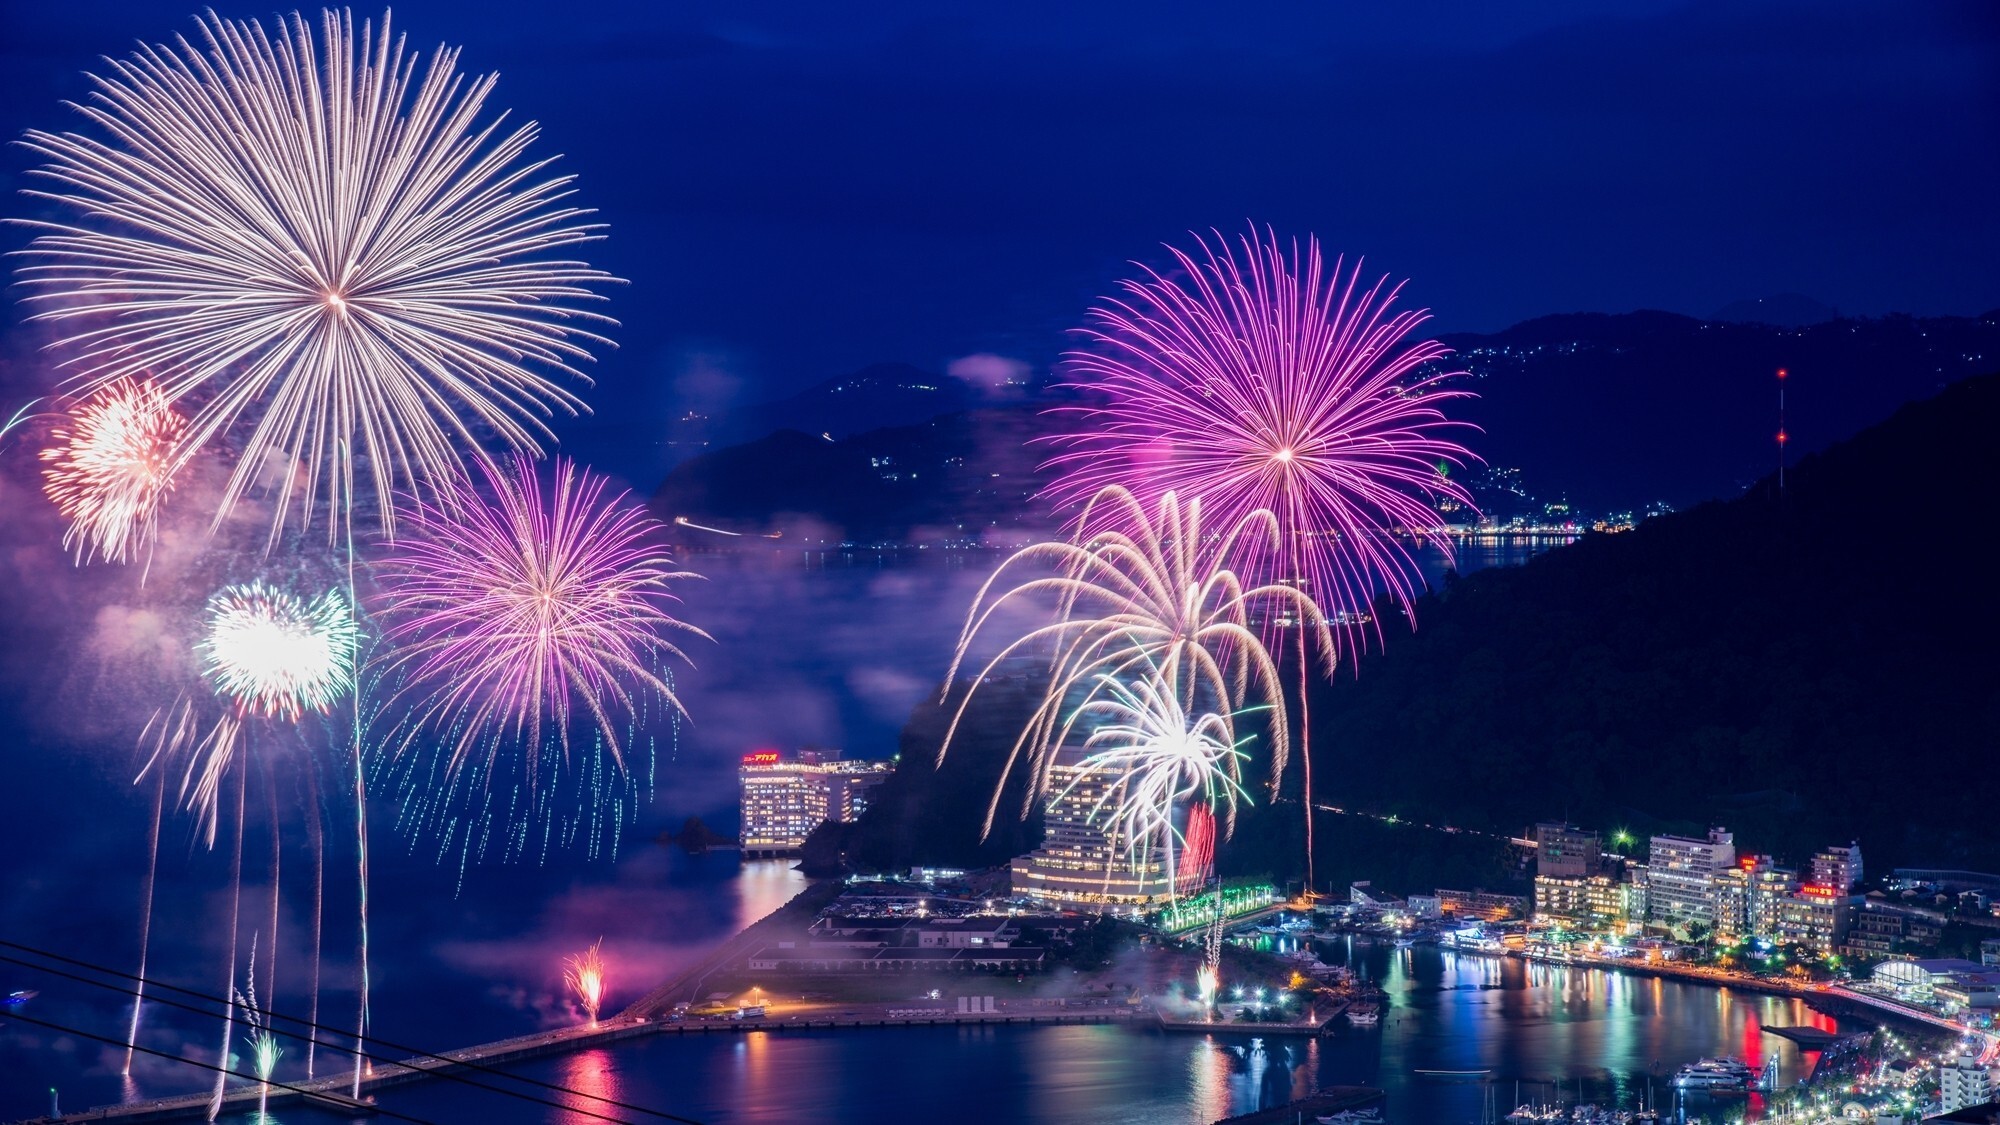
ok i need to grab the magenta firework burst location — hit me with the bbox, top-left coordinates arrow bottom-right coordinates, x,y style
374,455 -> 705,860
1047,226 -> 1478,643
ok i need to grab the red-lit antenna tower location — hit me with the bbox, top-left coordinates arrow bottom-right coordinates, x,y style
1776,367 -> 1788,494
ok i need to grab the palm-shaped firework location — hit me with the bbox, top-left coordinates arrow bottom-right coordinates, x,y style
940,486 -> 1329,836
17,9 -> 616,535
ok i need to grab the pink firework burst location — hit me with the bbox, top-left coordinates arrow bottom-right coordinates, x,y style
1046,226 -> 1479,651
40,376 -> 185,564
375,455 -> 705,790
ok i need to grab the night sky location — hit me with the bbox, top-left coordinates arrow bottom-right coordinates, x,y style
3,0 -> 1996,487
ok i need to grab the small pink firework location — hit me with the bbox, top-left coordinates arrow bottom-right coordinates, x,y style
1047,225 -> 1479,650
40,377 -> 185,564
564,939 -> 607,1023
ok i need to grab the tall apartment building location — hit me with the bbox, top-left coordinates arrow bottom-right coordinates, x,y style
739,749 -> 893,855
1711,856 -> 1799,942
1779,882 -> 1857,954
1941,1051 -> 1998,1114
1647,828 -> 1735,929
1534,822 -> 1602,879
1810,841 -> 1865,892
1010,746 -> 1184,910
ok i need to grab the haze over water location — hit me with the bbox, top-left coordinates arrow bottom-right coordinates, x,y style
1,539 -> 1578,1123
215,886 -> 1847,1125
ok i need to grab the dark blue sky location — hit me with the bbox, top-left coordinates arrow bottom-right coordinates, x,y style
4,0 -> 1996,484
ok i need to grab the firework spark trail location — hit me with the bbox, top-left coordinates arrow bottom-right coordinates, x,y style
236,937 -> 283,1121
563,940 -> 607,1024
940,486 -> 1330,837
306,787 -> 324,1081
123,769 -> 166,1074
1178,801 -> 1217,889
16,9 -> 618,537
40,377 -> 185,567
373,454 -> 705,862
1051,670 -> 1251,890
1045,227 -> 1479,885
208,765 -> 247,1123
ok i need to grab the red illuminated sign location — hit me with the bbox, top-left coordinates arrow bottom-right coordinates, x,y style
742,751 -> 780,765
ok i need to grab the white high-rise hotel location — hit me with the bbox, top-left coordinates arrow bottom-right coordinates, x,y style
739,749 -> 892,855
1648,827 -> 1736,927
1009,746 -> 1188,909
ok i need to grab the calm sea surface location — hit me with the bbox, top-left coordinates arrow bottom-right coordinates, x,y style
224,866 -> 1852,1125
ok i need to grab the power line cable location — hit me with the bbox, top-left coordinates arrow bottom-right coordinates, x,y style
0,939 -> 705,1125
0,951 -> 646,1125
0,1007 -> 441,1125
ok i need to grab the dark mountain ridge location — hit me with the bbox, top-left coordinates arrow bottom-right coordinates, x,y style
653,309 -> 2000,542
1311,370 -> 2000,872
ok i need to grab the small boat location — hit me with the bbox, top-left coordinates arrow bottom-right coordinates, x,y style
1316,1110 -> 1384,1124
1670,1056 -> 1756,1091
1413,1067 -> 1493,1082
1345,1003 -> 1381,1026
2,991 -> 36,1005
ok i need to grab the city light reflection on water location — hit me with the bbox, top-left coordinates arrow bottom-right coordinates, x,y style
256,941 -> 1859,1125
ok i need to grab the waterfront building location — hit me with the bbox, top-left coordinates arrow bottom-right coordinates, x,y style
1621,862 -> 1650,925
1533,822 -> 1601,879
1350,881 -> 1408,911
739,748 -> 893,855
1436,887 -> 1528,921
1648,828 -> 1735,930
1842,899 -> 1946,958
1009,746 -> 1185,910
1712,856 -> 1800,942
1778,882 -> 1855,953
1943,1052 -> 1999,1114
1873,958 -> 1996,1001
1711,865 -> 1751,942
1810,841 -> 1865,892
1534,874 -> 1588,923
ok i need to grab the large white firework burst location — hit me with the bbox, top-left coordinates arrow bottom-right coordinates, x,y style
1058,669 -> 1253,881
16,9 -> 617,534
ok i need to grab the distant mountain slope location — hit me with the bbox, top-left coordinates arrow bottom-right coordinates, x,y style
1311,372 -> 2000,871
712,362 -> 980,448
651,405 -> 1054,545
1712,294 -> 1841,327
1441,308 -> 2000,509
654,311 -> 2000,540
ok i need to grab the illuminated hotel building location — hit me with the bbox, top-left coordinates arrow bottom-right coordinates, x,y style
1008,746 -> 1186,911
739,749 -> 893,855
1647,827 -> 1735,928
